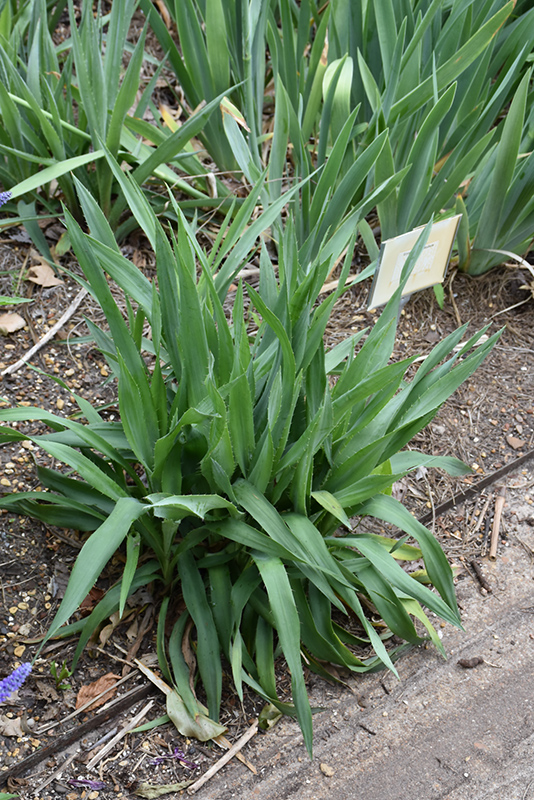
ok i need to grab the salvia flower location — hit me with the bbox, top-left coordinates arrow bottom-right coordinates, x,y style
0,662 -> 32,703
68,779 -> 107,790
151,747 -> 198,769
0,190 -> 11,207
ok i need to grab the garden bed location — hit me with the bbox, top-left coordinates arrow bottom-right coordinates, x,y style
1,240 -> 533,798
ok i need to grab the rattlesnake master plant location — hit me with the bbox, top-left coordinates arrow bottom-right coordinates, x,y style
0,180 -> 499,754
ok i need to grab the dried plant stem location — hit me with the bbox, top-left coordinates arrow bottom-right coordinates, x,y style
471,496 -> 492,536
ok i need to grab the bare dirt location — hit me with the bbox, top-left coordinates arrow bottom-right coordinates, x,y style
1,237 -> 534,799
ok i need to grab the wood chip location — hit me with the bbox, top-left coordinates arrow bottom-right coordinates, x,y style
320,763 -> 335,777
457,656 -> 484,669
506,435 -> 526,450
0,312 -> 25,334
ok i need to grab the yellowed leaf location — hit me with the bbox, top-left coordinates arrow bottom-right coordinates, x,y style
0,312 -> 25,334
159,103 -> 181,133
155,0 -> 172,29
220,97 -> 251,131
26,261 -> 63,287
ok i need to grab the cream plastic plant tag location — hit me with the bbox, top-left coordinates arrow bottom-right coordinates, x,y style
368,215 -> 462,310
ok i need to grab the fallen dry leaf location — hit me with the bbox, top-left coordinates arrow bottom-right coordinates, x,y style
75,673 -> 121,711
34,679 -> 59,702
506,434 -> 525,450
125,617 -> 139,642
99,610 -> 124,647
0,714 -> 27,737
26,261 -> 63,287
79,586 -> 106,613
134,781 -> 194,798
0,312 -> 25,334
457,656 -> 484,669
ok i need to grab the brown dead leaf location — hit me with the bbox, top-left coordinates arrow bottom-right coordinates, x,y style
75,672 -> 121,710
26,261 -> 63,287
125,617 -> 139,642
34,679 -> 59,702
79,586 -> 106,613
6,776 -> 28,793
182,618 -> 197,695
132,249 -> 147,269
0,312 -> 25,334
457,656 -> 484,669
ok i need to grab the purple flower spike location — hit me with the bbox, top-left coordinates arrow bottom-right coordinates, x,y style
0,190 -> 11,207
0,662 -> 32,703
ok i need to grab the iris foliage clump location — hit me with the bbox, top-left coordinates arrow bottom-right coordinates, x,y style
0,0 -> 525,754
0,169 -> 499,752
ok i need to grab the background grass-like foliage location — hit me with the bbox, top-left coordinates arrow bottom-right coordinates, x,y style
0,0 -> 532,271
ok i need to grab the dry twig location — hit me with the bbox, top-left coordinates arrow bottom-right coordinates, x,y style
86,700 -> 154,770
471,495 -> 492,536
32,750 -> 80,795
469,559 -> 492,593
489,486 -> 506,560
187,721 -> 259,794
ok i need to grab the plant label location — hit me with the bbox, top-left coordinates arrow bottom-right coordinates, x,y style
367,215 -> 462,310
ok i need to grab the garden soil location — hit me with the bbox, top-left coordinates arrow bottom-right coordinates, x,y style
1,236 -> 534,799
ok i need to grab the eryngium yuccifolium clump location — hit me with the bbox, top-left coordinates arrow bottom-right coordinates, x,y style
0,661 -> 32,702
0,190 -> 11,207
